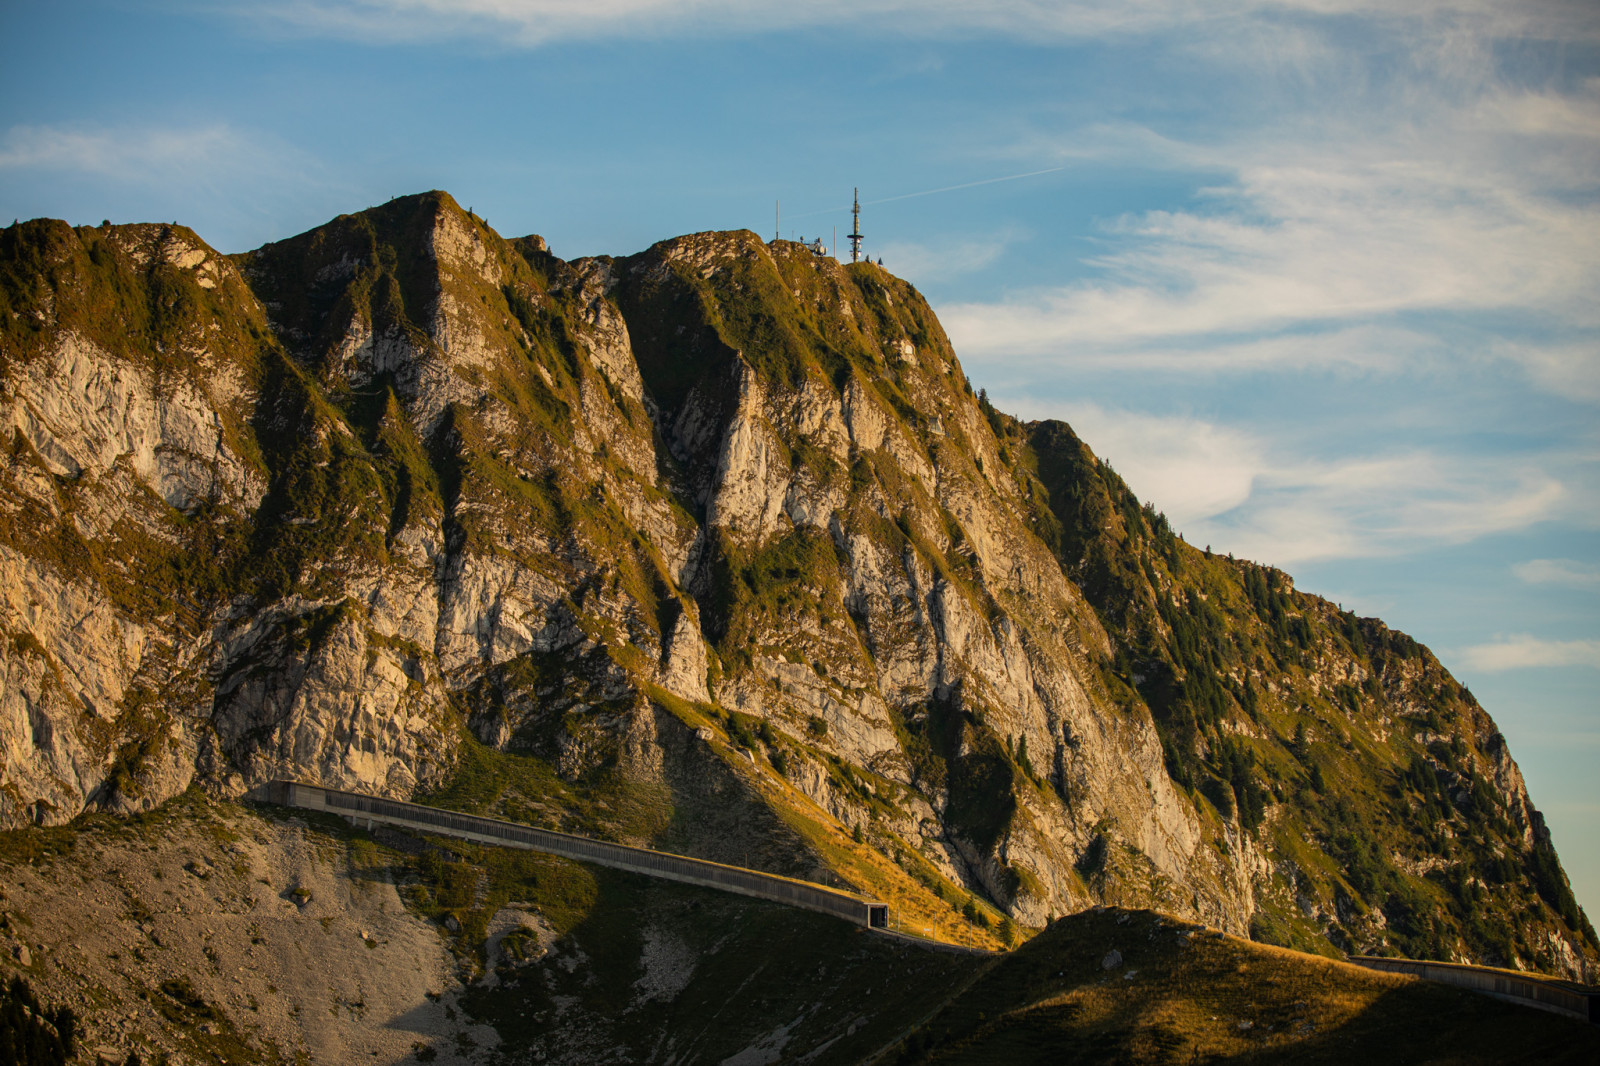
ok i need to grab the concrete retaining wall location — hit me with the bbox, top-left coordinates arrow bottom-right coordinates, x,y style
264,781 -> 889,930
1351,956 -> 1598,1024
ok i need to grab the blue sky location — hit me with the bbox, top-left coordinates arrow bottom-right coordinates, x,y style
3,0 -> 1597,919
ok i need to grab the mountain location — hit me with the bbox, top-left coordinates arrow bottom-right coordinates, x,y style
0,191 -> 1593,991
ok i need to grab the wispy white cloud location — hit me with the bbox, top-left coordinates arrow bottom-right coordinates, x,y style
938,49 -> 1600,394
1513,558 -> 1600,587
965,323 -> 1450,374
0,122 -> 323,191
223,0 -> 1600,47
1218,456 -> 1568,565
1457,635 -> 1600,672
1002,399 -> 1575,565
939,9 -> 1600,577
1,124 -> 238,175
0,121 -> 348,251
1017,402 -> 1262,523
875,227 -> 1026,285
942,120 -> 1600,353
1496,338 -> 1600,404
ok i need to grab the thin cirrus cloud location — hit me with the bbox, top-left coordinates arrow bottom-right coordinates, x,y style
1498,338 -> 1600,405
1000,400 -> 1572,566
935,41 -> 1600,383
3,124 -> 271,180
875,228 -> 1027,285
1218,455 -> 1569,566
937,18 -> 1600,574
964,323 -> 1451,375
0,123 -> 329,202
1513,558 -> 1600,587
941,115 -> 1600,359
1457,635 -> 1600,672
0,122 -> 340,248
227,0 -> 1600,46
949,106 -> 1594,385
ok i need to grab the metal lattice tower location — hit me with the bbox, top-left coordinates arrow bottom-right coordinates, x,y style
848,188 -> 863,263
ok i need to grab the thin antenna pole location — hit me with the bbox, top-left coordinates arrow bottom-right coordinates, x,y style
848,187 -> 863,264
833,225 -> 836,258
775,199 -> 779,242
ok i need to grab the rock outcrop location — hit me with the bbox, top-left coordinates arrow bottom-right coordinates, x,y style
0,195 -> 1592,978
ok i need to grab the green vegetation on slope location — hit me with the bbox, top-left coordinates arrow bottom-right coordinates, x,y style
1025,419 -> 1598,971
419,731 -> 674,845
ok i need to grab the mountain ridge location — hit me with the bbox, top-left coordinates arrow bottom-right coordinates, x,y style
0,190 -> 1592,985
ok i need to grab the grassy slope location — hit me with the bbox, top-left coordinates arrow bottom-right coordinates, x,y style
1025,419 -> 1598,973
424,692 -> 1013,951
649,689 -> 1013,949
0,788 -> 981,1064
886,906 -> 1600,1065
267,796 -> 987,1065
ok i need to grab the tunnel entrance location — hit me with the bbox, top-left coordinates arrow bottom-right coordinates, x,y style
868,905 -> 889,929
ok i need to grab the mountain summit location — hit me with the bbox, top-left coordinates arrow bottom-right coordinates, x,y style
0,190 -> 1592,979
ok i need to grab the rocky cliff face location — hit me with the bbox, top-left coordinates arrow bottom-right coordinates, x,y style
0,193 -> 1593,977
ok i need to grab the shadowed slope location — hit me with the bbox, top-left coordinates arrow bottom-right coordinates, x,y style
884,906 -> 1599,1065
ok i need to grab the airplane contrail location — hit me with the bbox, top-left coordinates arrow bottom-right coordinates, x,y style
865,165 -> 1069,206
786,165 -> 1068,220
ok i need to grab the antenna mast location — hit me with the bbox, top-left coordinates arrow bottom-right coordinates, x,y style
775,199 -> 780,242
847,188 -> 863,263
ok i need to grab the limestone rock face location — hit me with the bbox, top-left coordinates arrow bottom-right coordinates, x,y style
0,197 -> 1592,979
7,332 -> 260,513
211,602 -> 450,797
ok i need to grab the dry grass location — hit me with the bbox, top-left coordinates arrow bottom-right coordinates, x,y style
886,907 -> 1600,1065
651,688 -> 1008,950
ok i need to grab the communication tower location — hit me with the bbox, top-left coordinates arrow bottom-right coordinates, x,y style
848,188 -> 863,263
